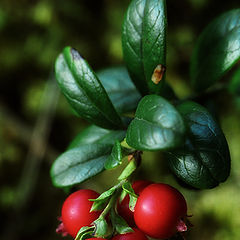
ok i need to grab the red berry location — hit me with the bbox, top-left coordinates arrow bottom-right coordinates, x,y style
111,228 -> 148,240
117,180 -> 152,226
61,189 -> 101,237
134,183 -> 187,239
87,238 -> 106,240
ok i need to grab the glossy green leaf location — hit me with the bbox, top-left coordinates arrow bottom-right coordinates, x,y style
166,101 -> 231,189
68,125 -> 126,150
50,144 -> 112,187
122,0 -> 167,95
191,9 -> 240,91
97,66 -> 141,113
126,95 -> 186,151
51,125 -> 126,188
105,141 -> 123,170
55,46 -> 123,129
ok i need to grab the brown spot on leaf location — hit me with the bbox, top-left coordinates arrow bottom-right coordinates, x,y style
151,64 -> 166,84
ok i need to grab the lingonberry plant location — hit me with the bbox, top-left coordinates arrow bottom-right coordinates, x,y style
50,0 -> 240,239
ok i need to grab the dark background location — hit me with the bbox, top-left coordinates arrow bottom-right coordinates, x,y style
0,0 -> 240,240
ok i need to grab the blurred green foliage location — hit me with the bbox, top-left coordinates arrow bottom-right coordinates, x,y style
0,0 -> 240,240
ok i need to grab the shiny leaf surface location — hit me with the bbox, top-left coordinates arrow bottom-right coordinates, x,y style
55,46 -> 123,129
126,95 -> 186,151
167,101 -> 231,189
191,9 -> 240,91
122,0 -> 167,95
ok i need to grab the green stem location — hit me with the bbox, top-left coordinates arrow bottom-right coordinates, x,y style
100,180 -> 125,218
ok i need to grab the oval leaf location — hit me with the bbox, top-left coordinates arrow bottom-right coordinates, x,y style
97,66 -> 141,114
166,101 -> 231,189
126,95 -> 186,151
50,144 -> 112,188
122,0 -> 167,95
68,125 -> 126,150
191,9 -> 240,91
55,46 -> 123,129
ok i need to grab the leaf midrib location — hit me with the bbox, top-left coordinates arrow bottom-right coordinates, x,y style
64,53 -> 121,128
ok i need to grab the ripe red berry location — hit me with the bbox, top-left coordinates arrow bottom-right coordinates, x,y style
61,189 -> 101,237
87,238 -> 107,240
117,180 -> 152,226
134,183 -> 187,239
111,228 -> 148,240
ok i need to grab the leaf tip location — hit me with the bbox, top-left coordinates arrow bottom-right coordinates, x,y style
70,47 -> 82,60
151,64 -> 166,84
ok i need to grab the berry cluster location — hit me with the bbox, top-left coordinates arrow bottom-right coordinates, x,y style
57,181 -> 188,240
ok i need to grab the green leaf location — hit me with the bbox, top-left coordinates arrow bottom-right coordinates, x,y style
55,46 -> 123,129
122,0 -> 167,95
97,66 -> 141,113
50,144 -> 112,188
118,160 -> 137,181
51,125 -> 126,188
126,95 -> 186,151
75,226 -> 94,240
122,182 -> 138,198
122,182 -> 138,211
166,101 -> 231,189
68,125 -> 126,150
110,209 -> 133,234
105,141 -> 123,170
191,9 -> 240,91
119,190 -> 128,204
93,217 -> 108,238
91,185 -> 117,204
90,200 -> 107,212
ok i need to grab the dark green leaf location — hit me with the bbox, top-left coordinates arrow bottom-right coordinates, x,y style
68,125 -> 126,150
97,66 -> 141,113
55,46 -> 123,129
122,0 -> 167,95
126,95 -> 186,151
191,9 -> 240,91
166,101 -> 231,189
50,144 -> 112,188
105,141 -> 123,169
110,209 -> 133,234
